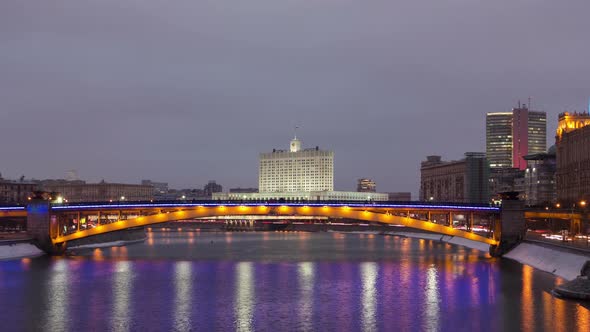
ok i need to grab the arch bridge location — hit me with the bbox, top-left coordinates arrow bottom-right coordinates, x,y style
0,200 -> 531,255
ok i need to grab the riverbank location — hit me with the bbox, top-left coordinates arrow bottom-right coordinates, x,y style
382,231 -> 491,252
0,240 -> 43,260
505,241 -> 590,281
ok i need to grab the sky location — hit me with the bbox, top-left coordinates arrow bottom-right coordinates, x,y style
1,0 -> 590,196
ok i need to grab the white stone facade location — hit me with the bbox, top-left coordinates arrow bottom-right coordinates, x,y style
259,138 -> 334,193
213,191 -> 388,201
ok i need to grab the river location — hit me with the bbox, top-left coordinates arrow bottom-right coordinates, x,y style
0,231 -> 589,331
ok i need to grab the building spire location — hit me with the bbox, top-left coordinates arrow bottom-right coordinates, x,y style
290,127 -> 301,152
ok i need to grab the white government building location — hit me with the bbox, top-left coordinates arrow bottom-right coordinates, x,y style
214,136 -> 388,201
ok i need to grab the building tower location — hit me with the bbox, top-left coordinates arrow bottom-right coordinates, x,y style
486,102 -> 546,170
555,111 -> 590,202
486,112 -> 513,168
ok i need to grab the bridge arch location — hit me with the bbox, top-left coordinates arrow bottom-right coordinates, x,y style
52,205 -> 498,246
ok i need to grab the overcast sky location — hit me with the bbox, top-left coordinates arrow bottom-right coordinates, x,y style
1,0 -> 589,196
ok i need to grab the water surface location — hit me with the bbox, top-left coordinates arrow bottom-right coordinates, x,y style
0,231 -> 588,331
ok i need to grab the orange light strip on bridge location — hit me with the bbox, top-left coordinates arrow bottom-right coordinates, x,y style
524,211 -> 583,219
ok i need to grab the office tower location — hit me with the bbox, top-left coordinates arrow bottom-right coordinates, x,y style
486,103 -> 546,170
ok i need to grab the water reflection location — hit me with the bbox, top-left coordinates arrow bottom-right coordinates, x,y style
112,261 -> 133,332
2,232 -> 590,332
235,262 -> 254,332
423,265 -> 440,331
521,265 -> 533,332
43,259 -> 69,332
361,262 -> 378,332
174,261 -> 193,331
297,262 -> 315,331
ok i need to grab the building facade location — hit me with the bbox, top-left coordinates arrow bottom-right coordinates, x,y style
556,111 -> 590,141
522,147 -> 556,206
0,178 -> 38,204
357,178 -> 376,192
213,190 -> 388,201
203,181 -> 223,197
259,137 -> 334,192
420,153 -> 489,204
556,113 -> 590,202
387,192 -> 412,201
489,168 -> 525,202
486,103 -> 546,170
40,180 -> 153,202
229,188 -> 258,194
141,180 -> 169,195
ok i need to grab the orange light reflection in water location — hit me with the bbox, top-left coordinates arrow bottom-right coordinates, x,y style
20,258 -> 31,268
542,292 -> 553,331
521,265 -> 534,332
93,248 -> 104,261
119,246 -> 128,259
576,305 -> 590,332
147,233 -> 154,246
554,287 -> 566,332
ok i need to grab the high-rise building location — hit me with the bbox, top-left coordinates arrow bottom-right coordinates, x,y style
419,153 -> 489,204
259,136 -> 334,192
357,178 -> 376,192
486,103 -> 547,170
486,112 -> 513,168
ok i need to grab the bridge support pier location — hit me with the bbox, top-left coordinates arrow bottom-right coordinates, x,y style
489,198 -> 526,257
571,218 -> 582,236
26,200 -> 66,255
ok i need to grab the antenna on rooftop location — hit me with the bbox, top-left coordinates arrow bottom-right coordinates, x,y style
528,96 -> 532,110
294,126 -> 299,139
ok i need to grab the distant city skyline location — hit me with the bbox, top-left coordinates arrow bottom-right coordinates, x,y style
1,1 -> 590,197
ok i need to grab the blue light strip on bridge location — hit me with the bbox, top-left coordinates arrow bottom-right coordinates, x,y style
0,206 -> 25,211
51,202 -> 500,212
